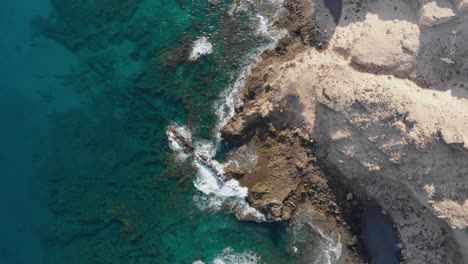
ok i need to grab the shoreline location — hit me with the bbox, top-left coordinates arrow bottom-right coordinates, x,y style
221,0 -> 468,263
221,1 -> 371,261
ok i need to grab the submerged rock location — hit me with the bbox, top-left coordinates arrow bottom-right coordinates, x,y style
285,245 -> 299,256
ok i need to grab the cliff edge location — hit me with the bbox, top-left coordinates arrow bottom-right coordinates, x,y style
222,0 -> 468,263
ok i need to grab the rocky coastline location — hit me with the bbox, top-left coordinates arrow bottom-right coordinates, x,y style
221,0 -> 468,263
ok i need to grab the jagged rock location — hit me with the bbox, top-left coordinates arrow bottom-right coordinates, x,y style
285,245 -> 299,256
459,0 -> 468,12
269,201 -> 283,218
347,235 -> 358,247
418,1 -> 457,27
221,0 -> 468,263
224,167 -> 246,180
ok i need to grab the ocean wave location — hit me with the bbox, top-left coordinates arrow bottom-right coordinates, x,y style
166,125 -> 265,222
212,247 -> 260,264
192,247 -> 260,264
214,1 -> 287,137
167,0 -> 289,225
313,225 -> 342,264
189,37 -> 213,61
291,208 -> 343,264
166,124 -> 193,161
191,140 -> 265,222
192,160 -> 265,222
225,145 -> 258,173
214,60 -> 254,133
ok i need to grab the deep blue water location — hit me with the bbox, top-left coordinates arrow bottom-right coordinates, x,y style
0,0 -> 400,263
0,1 -> 78,263
0,0 -> 297,263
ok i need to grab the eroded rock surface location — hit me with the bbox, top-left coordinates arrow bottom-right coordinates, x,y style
222,0 -> 468,263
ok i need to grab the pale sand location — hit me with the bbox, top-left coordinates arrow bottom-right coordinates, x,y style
226,0 -> 468,262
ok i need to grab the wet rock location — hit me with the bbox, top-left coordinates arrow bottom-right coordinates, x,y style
224,167 -> 246,180
269,202 -> 283,218
346,192 -> 354,201
285,245 -> 299,256
281,205 -> 294,221
347,235 -> 358,247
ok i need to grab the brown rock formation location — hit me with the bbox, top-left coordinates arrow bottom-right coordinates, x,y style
221,0 -> 468,263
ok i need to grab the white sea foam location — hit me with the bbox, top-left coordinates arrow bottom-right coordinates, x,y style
212,247 -> 260,264
169,0 -> 341,262
189,37 -> 213,61
191,141 -> 265,222
214,1 -> 287,138
166,124 -> 193,161
166,125 -> 265,221
291,209 -> 343,264
185,0 -> 287,221
311,223 -> 342,264
168,0 -> 290,224
255,14 -> 287,42
192,247 -> 259,264
225,146 -> 258,173
309,222 -> 342,264
236,0 -> 287,40
214,61 -> 253,133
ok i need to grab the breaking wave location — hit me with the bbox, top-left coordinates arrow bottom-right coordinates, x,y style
189,37 -> 213,61
166,0 -> 344,262
214,0 -> 287,137
166,124 -> 193,161
167,0 -> 290,222
166,124 -> 265,222
192,247 -> 260,264
290,208 -> 343,264
191,140 -> 265,221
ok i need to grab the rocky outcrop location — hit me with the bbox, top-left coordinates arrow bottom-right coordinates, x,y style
418,0 -> 457,27
221,0 -> 468,263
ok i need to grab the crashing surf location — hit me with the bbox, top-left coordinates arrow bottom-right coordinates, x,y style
189,37 -> 213,61
166,0 -> 344,262
168,0 -> 289,222
192,247 -> 260,264
166,123 -> 265,222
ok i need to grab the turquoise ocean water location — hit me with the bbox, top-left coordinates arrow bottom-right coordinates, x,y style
0,0 -> 400,263
0,0 -> 301,263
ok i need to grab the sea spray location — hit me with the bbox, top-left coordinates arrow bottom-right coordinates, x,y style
166,124 -> 265,222
189,37 -> 213,61
212,247 -> 260,264
166,124 -> 193,161
290,208 -> 343,264
192,247 -> 260,264
35,0 -> 320,262
214,1 -> 287,136
167,0 -> 289,222
224,145 -> 258,173
309,223 -> 342,264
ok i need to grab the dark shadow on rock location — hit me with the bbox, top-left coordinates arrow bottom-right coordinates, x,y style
324,0 -> 342,24
315,0 -> 468,99
311,100 -> 466,264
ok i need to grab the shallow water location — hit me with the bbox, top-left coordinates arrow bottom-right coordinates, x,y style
0,0 -> 297,263
0,0 -> 399,263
